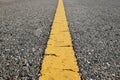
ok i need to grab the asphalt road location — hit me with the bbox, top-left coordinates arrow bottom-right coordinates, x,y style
64,0 -> 120,80
0,0 -> 120,80
0,0 -> 57,80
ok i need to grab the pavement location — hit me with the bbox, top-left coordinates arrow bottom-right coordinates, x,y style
0,0 -> 120,80
0,0 -> 57,80
64,0 -> 120,80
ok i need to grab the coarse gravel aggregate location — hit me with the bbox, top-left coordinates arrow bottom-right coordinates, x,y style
0,0 -> 57,80
63,0 -> 120,80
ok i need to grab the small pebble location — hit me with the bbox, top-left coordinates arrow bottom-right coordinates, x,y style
106,62 -> 110,67
32,48 -> 36,52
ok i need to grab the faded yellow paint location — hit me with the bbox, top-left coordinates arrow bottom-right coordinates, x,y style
39,0 -> 81,80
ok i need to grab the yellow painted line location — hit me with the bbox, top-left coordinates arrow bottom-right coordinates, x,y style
39,0 -> 81,80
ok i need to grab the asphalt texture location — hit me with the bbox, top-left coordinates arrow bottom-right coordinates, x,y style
0,0 -> 57,80
64,0 -> 120,80
0,0 -> 120,80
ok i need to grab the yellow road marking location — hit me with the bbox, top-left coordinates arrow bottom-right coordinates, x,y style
39,0 -> 81,80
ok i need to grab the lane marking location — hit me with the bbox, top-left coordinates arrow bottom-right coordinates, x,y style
39,0 -> 81,80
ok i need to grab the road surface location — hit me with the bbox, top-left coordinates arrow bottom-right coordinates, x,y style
64,0 -> 120,79
0,0 -> 58,80
0,0 -> 120,80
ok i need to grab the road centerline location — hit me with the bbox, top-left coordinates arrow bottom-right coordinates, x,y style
39,0 -> 81,79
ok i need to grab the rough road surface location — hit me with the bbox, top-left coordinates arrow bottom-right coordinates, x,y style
0,0 -> 120,80
0,0 -> 57,80
64,0 -> 120,80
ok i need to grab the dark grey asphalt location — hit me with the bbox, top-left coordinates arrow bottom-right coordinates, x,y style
64,0 -> 120,80
0,0 -> 57,80
0,0 -> 120,80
